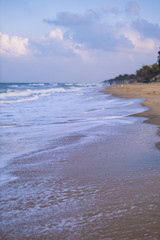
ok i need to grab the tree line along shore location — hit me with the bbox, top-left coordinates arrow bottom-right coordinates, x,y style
104,49 -> 160,85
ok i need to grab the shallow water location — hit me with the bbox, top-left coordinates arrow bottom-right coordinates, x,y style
1,83 -> 160,239
0,83 -> 146,176
1,124 -> 160,240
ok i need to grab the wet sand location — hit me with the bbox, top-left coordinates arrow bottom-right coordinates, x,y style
105,83 -> 160,149
1,123 -> 160,240
1,84 -> 160,239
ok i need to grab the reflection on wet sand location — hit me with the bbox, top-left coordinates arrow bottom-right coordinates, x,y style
1,124 -> 160,240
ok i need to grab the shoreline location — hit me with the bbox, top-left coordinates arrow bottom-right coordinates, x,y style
1,123 -> 160,239
1,84 -> 160,239
105,83 -> 160,149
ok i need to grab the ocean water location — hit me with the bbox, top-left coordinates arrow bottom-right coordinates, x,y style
1,83 -> 160,239
0,82 -> 146,180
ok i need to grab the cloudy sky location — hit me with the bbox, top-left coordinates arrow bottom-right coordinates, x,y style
0,0 -> 160,83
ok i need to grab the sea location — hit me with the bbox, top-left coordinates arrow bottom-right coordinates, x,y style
0,82 -> 146,182
1,83 -> 160,239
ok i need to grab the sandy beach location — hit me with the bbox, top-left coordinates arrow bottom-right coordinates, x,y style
105,83 -> 160,149
1,0 -> 160,238
1,83 -> 160,240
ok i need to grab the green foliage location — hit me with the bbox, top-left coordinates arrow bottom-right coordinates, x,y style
158,49 -> 160,67
151,63 -> 160,75
104,48 -> 160,84
105,63 -> 160,84
136,65 -> 152,82
136,63 -> 160,83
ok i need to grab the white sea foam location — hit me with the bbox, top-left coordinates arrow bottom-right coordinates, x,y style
11,85 -> 19,88
0,86 -> 83,102
86,116 -> 124,121
0,125 -> 15,128
29,83 -> 45,86
0,95 -> 39,104
0,89 -> 32,98
0,82 -> 147,178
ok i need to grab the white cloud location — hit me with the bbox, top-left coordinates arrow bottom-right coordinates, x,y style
34,29 -> 91,62
44,11 -> 134,52
115,21 -> 155,53
70,43 -> 91,62
0,32 -> 29,57
123,29 -> 155,53
49,28 -> 64,40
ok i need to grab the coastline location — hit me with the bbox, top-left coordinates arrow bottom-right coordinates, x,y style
105,83 -> 160,149
1,83 -> 160,239
1,123 -> 160,239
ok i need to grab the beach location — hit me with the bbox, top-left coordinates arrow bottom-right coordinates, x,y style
1,0 -> 160,238
1,83 -> 160,239
105,83 -> 160,149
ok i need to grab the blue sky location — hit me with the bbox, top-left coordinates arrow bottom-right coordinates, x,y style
0,0 -> 160,83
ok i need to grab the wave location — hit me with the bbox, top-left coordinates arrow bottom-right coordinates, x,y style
0,95 -> 39,104
29,83 -> 45,86
0,125 -> 15,128
0,87 -> 91,105
0,83 -> 103,104
0,87 -> 83,100
76,83 -> 102,87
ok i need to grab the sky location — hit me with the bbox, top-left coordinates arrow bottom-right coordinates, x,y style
0,0 -> 160,83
